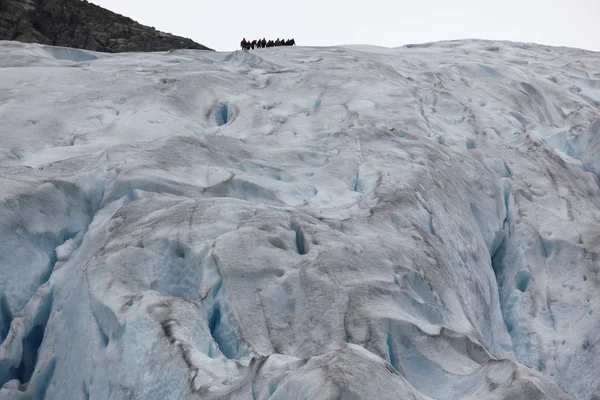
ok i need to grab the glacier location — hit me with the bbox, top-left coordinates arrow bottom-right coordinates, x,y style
0,39 -> 599,399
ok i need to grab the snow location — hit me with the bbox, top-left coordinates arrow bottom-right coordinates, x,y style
0,38 -> 599,399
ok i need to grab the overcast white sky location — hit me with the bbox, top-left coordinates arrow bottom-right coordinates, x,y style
93,0 -> 599,52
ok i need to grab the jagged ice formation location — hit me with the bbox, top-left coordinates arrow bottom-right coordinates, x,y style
0,39 -> 600,399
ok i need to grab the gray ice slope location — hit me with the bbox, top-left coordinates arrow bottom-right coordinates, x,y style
1,39 -> 600,399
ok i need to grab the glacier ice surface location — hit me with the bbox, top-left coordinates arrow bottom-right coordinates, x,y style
1,39 -> 600,399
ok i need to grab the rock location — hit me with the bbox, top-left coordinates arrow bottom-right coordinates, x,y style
0,0 -> 212,52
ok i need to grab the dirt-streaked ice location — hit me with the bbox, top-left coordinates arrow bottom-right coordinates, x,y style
1,39 -> 599,399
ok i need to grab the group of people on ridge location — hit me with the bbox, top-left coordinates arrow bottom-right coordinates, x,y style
240,38 -> 295,50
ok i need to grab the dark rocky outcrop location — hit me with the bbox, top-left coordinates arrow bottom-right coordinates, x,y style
0,0 -> 212,52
